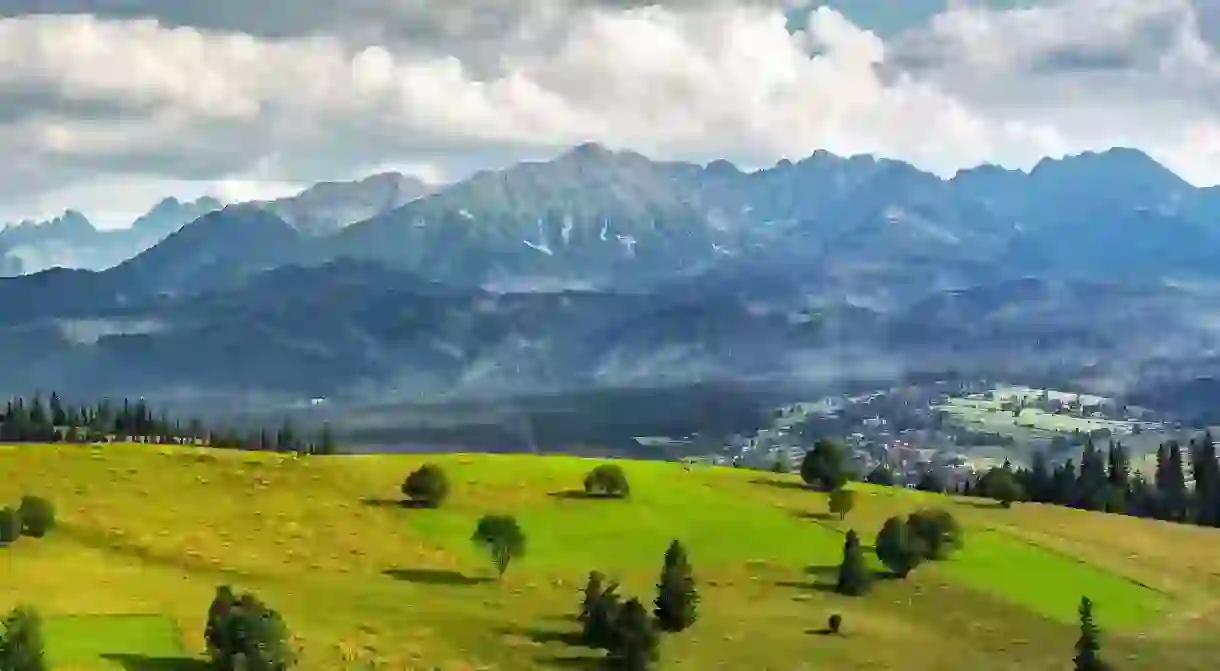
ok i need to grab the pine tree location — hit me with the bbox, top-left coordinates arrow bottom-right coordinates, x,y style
1028,450 -> 1052,503
835,530 -> 872,596
581,578 -> 622,650
654,540 -> 698,632
609,598 -> 659,671
316,423 -> 337,456
1167,441 -> 1187,521
1073,596 -> 1105,671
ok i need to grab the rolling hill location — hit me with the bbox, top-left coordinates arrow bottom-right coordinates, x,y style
2,444 -> 1219,669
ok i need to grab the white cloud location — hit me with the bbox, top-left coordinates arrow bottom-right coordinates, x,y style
0,0 -> 1218,223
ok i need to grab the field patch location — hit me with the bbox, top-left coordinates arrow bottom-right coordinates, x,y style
42,614 -> 198,670
940,530 -> 1170,629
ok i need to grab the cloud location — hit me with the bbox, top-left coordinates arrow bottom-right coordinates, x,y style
0,0 -> 1218,222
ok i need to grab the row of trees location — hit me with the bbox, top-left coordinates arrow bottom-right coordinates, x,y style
835,508 -> 964,596
579,540 -> 699,669
0,393 -> 337,455
962,432 -> 1220,529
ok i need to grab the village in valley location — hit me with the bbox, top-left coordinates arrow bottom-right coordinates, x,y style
652,383 -> 1189,488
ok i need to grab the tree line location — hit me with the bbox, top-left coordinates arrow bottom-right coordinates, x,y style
0,392 -> 336,455
958,431 -> 1220,528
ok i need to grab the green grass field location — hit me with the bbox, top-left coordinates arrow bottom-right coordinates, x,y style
3,443 -> 1220,670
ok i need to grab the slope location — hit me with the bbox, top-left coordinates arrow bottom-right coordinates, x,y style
2,445 -> 1219,670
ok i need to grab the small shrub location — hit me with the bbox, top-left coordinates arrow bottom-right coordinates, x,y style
0,508 -> 21,545
401,464 -> 450,508
471,514 -> 526,579
0,605 -> 46,671
584,464 -> 631,498
828,613 -> 842,635
16,497 -> 55,538
205,586 -> 296,671
905,508 -> 963,560
828,487 -> 855,521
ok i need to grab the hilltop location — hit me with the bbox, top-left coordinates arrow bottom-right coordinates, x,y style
2,444 -> 1219,669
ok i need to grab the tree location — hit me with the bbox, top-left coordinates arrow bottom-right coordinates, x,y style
654,540 -> 698,632
1073,596 -> 1106,671
315,423 -> 337,456
904,509 -> 963,560
865,465 -> 895,486
401,463 -> 450,508
609,598 -> 660,671
771,452 -> 791,474
982,468 -> 1025,508
828,487 -> 855,521
0,508 -> 20,545
800,440 -> 849,492
204,587 -> 296,671
584,464 -> 631,498
827,613 -> 842,635
0,605 -> 46,671
915,470 -> 946,493
471,514 -> 526,579
15,497 -> 54,538
580,574 -> 622,650
834,530 -> 872,596
875,516 -> 925,578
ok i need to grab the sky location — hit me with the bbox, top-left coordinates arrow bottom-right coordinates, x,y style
2,0 -> 1219,226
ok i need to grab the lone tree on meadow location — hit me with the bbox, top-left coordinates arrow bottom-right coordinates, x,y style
584,463 -> 631,498
401,463 -> 450,508
835,529 -> 872,596
654,540 -> 698,632
905,508 -> 963,560
609,598 -> 660,671
471,514 -> 526,579
0,605 -> 47,671
981,467 -> 1025,508
205,586 -> 296,671
800,440 -> 850,492
579,572 -> 623,650
828,486 -> 855,521
1074,596 -> 1107,671
16,496 -> 55,538
875,516 -> 926,578
0,508 -> 20,545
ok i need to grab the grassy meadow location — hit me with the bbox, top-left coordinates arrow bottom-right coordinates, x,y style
3,443 -> 1220,670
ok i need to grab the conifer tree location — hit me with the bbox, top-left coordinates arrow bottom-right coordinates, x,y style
654,540 -> 698,632
1073,596 -> 1105,671
609,598 -> 659,671
581,576 -> 622,650
0,605 -> 47,671
835,530 -> 871,596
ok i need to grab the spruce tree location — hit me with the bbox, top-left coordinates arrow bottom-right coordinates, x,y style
1073,596 -> 1105,671
654,540 -> 698,632
835,530 -> 871,596
609,598 -> 659,671
582,578 -> 622,650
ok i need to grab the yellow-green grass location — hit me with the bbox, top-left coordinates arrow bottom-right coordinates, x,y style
3,444 -> 1220,670
43,614 -> 190,670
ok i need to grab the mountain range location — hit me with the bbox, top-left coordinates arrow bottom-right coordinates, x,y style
1,144 -> 1219,423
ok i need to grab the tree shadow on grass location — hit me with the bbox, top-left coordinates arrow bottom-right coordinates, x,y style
360,497 -> 433,509
383,568 -> 492,586
101,655 -> 211,671
749,478 -> 813,492
953,499 -> 1006,510
499,625 -> 587,648
794,511 -> 837,521
537,654 -> 606,670
547,490 -> 625,501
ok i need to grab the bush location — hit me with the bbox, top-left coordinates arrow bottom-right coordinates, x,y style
0,508 -> 20,545
827,613 -> 842,635
875,516 -> 926,578
16,497 -> 55,538
800,440 -> 849,492
905,508 -> 963,560
584,464 -> 631,498
865,466 -> 895,486
471,514 -> 526,579
0,605 -> 46,671
205,586 -> 296,671
401,463 -> 450,508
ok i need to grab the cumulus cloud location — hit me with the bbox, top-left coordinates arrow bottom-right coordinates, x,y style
0,0 -> 1218,222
